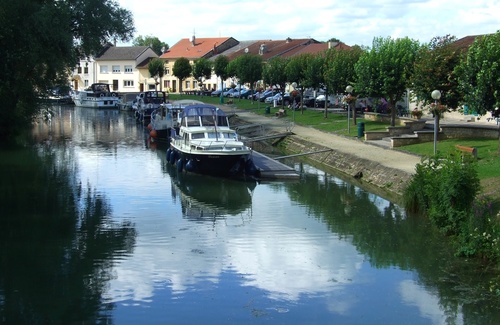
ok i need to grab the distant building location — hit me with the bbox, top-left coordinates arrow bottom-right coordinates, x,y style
71,45 -> 158,93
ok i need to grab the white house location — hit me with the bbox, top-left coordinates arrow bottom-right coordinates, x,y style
72,45 -> 158,93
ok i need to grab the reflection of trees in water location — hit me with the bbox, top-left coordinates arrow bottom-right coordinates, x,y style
0,145 -> 136,324
284,169 -> 500,323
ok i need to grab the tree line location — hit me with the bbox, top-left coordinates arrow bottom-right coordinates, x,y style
155,33 -> 500,129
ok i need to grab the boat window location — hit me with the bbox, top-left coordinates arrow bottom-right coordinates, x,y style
186,116 -> 200,126
191,133 -> 204,139
207,132 -> 218,139
201,116 -> 215,126
222,131 -> 237,139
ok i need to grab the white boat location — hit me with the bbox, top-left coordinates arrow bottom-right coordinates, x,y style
149,100 -> 204,142
72,83 -> 120,108
167,104 -> 260,178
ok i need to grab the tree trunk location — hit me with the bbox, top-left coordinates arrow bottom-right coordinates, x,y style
324,89 -> 328,119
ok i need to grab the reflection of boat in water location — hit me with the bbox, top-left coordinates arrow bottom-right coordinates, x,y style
72,83 -> 120,108
168,168 -> 256,220
166,104 -> 259,178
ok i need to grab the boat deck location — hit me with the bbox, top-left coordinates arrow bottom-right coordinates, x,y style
252,151 -> 299,180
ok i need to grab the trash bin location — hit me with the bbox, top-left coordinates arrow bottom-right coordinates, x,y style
357,122 -> 365,138
265,106 -> 270,114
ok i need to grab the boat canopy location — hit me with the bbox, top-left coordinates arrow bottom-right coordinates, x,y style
181,105 -> 229,127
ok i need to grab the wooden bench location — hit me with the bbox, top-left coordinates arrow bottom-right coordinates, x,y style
275,108 -> 287,117
455,145 -> 477,158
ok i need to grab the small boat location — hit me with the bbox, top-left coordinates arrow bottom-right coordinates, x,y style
133,90 -> 168,124
148,99 -> 204,143
72,83 -> 120,108
167,104 -> 259,178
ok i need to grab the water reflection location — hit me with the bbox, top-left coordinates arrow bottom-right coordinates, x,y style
0,104 -> 498,324
0,141 -> 136,324
168,168 -> 256,220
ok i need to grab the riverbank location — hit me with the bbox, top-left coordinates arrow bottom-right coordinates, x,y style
223,106 -> 421,199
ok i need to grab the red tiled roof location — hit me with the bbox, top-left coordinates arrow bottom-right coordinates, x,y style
226,38 -> 321,60
160,37 -> 238,60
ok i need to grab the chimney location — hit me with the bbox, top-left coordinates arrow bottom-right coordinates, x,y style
328,41 -> 339,49
191,35 -> 196,46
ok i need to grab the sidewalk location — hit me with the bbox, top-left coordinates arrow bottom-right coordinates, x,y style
225,107 -> 422,175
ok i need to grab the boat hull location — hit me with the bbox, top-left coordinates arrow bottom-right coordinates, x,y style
168,147 -> 258,178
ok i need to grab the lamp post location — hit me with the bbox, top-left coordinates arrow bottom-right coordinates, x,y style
431,89 -> 441,155
291,82 -> 297,123
345,85 -> 353,134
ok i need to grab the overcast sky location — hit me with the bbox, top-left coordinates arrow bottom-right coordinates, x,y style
116,0 -> 499,48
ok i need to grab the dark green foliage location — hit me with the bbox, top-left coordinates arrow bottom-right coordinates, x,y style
403,154 -> 499,263
411,35 -> 462,109
172,57 -> 192,92
456,31 -> 500,115
133,35 -> 169,56
0,0 -> 134,142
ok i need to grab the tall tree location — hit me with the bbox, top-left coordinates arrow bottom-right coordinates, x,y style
148,58 -> 165,91
411,35 -> 462,109
213,55 -> 229,94
263,57 -> 289,108
285,53 -> 311,113
231,54 -> 263,102
355,37 -> 420,126
192,58 -> 213,90
133,35 -> 169,56
0,0 -> 134,141
172,57 -> 192,94
324,46 -> 364,124
303,54 -> 327,117
456,32 -> 500,116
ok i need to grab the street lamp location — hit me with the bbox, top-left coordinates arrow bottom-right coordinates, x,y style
291,82 -> 297,123
431,89 -> 441,155
345,85 -> 353,134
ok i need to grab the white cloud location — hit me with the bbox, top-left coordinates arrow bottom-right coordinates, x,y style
116,0 -> 500,47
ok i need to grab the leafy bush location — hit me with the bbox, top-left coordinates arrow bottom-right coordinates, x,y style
403,154 -> 499,263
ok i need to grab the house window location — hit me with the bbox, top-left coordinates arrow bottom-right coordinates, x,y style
77,67 -> 82,74
112,65 -> 121,73
186,81 -> 190,89
84,67 -> 89,74
123,80 -> 134,87
100,65 -> 108,74
165,68 -> 170,75
164,80 -> 170,89
84,80 -> 89,87
124,65 -> 133,73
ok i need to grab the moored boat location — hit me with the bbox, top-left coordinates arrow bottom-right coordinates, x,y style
148,99 -> 204,143
72,83 -> 120,108
167,104 -> 259,178
133,90 -> 168,124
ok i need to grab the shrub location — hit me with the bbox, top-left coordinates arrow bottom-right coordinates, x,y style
402,154 -> 499,263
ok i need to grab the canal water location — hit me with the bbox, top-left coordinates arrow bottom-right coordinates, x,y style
0,105 -> 498,324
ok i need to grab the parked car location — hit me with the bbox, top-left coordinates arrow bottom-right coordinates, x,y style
211,88 -> 230,97
237,88 -> 254,99
223,88 -> 238,97
229,87 -> 248,98
259,89 -> 279,102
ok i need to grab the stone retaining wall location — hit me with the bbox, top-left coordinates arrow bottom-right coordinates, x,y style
278,135 -> 413,200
